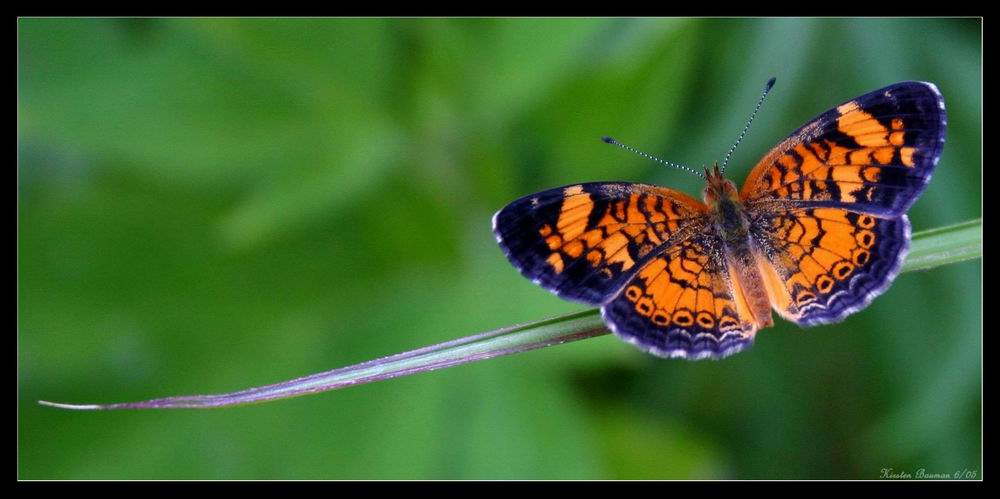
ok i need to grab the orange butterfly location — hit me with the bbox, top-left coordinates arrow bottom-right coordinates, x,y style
493,79 -> 946,359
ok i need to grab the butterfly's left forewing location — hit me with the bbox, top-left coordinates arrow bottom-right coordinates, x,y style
493,182 -> 707,305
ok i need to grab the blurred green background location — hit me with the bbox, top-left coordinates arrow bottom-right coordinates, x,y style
18,18 -> 981,479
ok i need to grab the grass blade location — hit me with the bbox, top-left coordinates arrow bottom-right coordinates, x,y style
904,218 -> 982,271
38,219 -> 982,410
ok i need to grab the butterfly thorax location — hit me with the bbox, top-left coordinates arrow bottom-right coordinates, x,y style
702,163 -> 775,329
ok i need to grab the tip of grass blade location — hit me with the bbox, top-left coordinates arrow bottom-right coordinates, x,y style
38,400 -> 106,411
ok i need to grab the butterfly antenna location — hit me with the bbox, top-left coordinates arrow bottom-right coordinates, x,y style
720,77 -> 776,174
601,136 -> 705,179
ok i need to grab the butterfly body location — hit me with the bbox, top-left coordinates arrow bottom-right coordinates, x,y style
698,165 -> 775,331
493,81 -> 946,360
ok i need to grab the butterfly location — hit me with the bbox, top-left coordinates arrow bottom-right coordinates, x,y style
492,79 -> 946,360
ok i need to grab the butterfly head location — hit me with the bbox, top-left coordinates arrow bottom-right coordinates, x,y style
702,162 -> 739,206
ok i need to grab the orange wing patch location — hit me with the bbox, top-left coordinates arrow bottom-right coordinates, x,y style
836,101 -> 917,166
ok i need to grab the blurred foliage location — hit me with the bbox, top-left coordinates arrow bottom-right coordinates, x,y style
18,18 -> 981,479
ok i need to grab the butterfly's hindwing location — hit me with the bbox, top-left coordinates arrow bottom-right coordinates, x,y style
601,232 -> 758,359
751,207 -> 910,326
